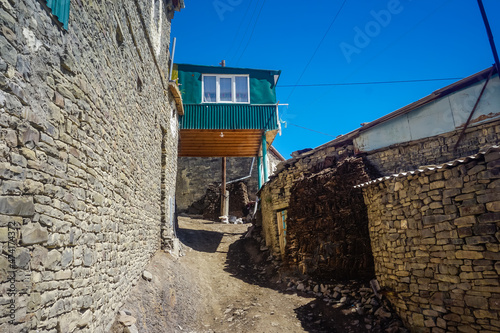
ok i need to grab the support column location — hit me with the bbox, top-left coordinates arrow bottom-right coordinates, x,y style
257,155 -> 262,189
221,157 -> 227,216
262,134 -> 268,182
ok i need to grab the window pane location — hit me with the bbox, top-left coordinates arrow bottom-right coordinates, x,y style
203,76 -> 216,102
235,77 -> 248,103
220,78 -> 232,102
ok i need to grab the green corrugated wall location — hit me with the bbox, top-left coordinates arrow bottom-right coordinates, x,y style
46,0 -> 71,29
179,104 -> 278,130
174,64 -> 280,105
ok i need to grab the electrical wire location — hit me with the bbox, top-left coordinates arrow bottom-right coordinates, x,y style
278,77 -> 463,88
235,0 -> 268,65
225,0 -> 254,60
229,0 -> 261,64
286,122 -> 337,138
285,0 -> 349,103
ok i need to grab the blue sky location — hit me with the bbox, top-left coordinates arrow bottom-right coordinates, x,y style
171,0 -> 500,158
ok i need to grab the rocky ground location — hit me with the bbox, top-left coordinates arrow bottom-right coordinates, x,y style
111,216 -> 409,333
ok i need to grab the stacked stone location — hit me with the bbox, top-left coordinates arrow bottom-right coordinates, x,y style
259,144 -> 354,256
0,0 -> 180,332
259,120 -> 500,260
365,121 -> 500,176
362,148 -> 500,332
284,157 -> 375,281
176,157 -> 258,213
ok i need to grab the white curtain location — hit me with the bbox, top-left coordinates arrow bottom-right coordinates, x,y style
203,76 -> 216,102
235,77 -> 248,102
220,77 -> 232,102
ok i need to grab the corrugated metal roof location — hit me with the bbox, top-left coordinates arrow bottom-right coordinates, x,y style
354,145 -> 500,188
179,104 -> 278,130
313,66 -> 498,152
46,0 -> 70,29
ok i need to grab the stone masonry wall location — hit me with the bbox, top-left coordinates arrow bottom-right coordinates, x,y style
0,0 -> 180,332
361,147 -> 500,332
176,150 -> 283,214
284,157 -> 375,281
260,145 -> 355,256
176,157 -> 258,213
259,120 -> 500,258
364,120 -> 500,175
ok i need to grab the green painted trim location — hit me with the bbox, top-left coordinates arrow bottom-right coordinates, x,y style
262,134 -> 268,182
46,0 -> 71,29
257,156 -> 262,189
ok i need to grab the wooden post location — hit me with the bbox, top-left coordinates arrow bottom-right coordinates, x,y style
221,157 -> 227,216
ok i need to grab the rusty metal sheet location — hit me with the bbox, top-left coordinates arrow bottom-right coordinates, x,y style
449,75 -> 500,127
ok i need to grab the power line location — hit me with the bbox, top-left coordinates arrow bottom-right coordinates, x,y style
225,0 -> 254,59
235,0 -> 267,65
278,77 -> 463,88
229,0 -> 261,64
285,0 -> 349,103
286,122 -> 337,138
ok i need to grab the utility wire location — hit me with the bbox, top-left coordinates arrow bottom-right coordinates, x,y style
225,0 -> 254,59
230,0 -> 261,64
278,77 -> 463,88
286,122 -> 337,138
235,0 -> 267,65
285,0 -> 349,103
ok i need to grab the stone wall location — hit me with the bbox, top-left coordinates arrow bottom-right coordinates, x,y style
176,157 -> 258,213
259,144 -> 355,256
0,0 -> 180,332
176,149 -> 283,214
360,147 -> 500,332
283,157 -> 375,281
259,120 -> 500,258
364,120 -> 500,175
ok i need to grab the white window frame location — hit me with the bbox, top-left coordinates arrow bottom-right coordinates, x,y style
202,74 -> 250,104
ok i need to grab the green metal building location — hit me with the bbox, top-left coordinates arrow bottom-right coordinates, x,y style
174,63 -> 281,187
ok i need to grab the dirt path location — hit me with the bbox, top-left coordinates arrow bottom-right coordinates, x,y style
115,216 -> 406,333
177,216 -> 311,333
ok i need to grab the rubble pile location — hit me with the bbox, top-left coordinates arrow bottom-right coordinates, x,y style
201,183 -> 221,220
284,157 -> 375,280
228,181 -> 250,217
285,279 -> 409,333
198,181 -> 251,221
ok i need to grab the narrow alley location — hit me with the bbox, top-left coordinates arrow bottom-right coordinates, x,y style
116,216 -> 407,333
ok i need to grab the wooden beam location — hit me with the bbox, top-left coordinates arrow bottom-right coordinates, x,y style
221,157 -> 226,216
168,81 -> 184,115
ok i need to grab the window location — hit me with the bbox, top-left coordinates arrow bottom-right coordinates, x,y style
202,75 -> 250,103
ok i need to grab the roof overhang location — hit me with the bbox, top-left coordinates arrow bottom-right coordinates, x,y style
178,129 -> 278,157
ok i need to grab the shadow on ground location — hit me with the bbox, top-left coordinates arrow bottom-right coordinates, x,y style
177,225 -> 225,253
223,235 -> 403,333
221,236 -> 353,333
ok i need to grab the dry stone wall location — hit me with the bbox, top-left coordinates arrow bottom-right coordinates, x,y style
0,0 -> 180,332
364,120 -> 500,175
361,147 -> 500,332
259,144 -> 355,256
176,157 -> 258,213
260,120 -> 500,259
176,150 -> 283,215
284,157 -> 375,281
